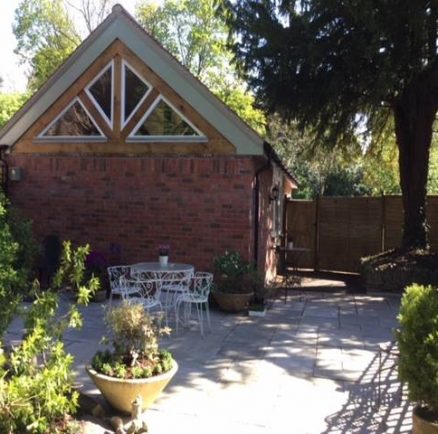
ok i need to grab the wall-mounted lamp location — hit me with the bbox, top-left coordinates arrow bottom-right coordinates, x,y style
9,167 -> 23,182
269,185 -> 279,202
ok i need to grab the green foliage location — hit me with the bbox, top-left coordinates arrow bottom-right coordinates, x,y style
224,0 -> 436,146
224,0 -> 438,249
267,115 -> 372,198
0,240 -> 97,433
136,0 -> 229,82
13,0 -> 80,92
7,206 -> 39,289
397,284 -> 438,412
0,93 -> 29,129
91,302 -> 173,379
0,193 -> 33,337
427,134 -> 438,194
136,0 -> 267,134
213,250 -> 264,295
212,79 -> 266,135
53,241 -> 100,304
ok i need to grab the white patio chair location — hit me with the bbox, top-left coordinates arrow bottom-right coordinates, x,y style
107,265 -> 133,305
175,272 -> 213,336
159,269 -> 193,319
122,277 -> 165,322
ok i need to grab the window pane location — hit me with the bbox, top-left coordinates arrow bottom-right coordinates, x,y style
124,66 -> 149,122
135,100 -> 198,136
43,101 -> 101,136
89,66 -> 112,121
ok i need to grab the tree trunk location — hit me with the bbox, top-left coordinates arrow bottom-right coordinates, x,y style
394,79 -> 437,250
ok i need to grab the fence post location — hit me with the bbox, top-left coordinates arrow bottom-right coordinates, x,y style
314,194 -> 320,271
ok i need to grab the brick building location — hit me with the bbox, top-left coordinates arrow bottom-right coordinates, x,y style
0,5 -> 296,280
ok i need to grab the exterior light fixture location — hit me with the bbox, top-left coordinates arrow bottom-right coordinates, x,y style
270,185 -> 279,202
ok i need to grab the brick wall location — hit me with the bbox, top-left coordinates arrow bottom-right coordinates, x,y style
6,155 -> 257,272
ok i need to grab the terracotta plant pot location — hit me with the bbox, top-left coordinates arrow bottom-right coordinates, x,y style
212,290 -> 253,313
86,361 -> 178,414
413,406 -> 438,434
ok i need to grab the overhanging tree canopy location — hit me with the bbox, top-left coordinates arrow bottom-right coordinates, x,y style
224,0 -> 438,249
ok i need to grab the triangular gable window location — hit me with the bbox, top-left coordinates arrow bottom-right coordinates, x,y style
39,98 -> 105,139
85,61 -> 113,128
129,96 -> 204,140
122,61 -> 151,127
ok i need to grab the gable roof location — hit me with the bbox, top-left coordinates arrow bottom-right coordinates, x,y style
0,4 -> 264,155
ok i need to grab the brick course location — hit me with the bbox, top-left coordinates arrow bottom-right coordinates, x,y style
6,155 -> 267,272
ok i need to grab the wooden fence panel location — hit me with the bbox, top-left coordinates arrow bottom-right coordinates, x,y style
318,197 -> 382,272
284,194 -> 438,273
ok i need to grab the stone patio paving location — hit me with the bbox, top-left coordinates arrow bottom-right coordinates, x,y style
6,279 -> 413,433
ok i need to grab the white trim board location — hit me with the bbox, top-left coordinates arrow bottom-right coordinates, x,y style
121,59 -> 153,129
128,95 -> 206,141
85,60 -> 114,129
37,97 -> 106,141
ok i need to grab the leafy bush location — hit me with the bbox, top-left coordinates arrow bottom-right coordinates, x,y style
91,302 -> 173,379
213,250 -> 264,295
0,242 -> 98,433
361,248 -> 438,292
397,284 -> 438,413
53,241 -> 100,302
0,191 -> 37,337
84,250 -> 108,296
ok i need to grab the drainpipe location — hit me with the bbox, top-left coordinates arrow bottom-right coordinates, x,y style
0,145 -> 9,196
253,154 -> 272,267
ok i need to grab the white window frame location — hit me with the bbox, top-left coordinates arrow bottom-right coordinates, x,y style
121,60 -> 153,129
36,97 -> 106,142
127,95 -> 207,143
85,60 -> 114,129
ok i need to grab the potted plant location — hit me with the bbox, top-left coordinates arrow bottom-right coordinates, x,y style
86,302 -> 177,414
158,244 -> 170,267
212,250 -> 258,313
397,283 -> 438,433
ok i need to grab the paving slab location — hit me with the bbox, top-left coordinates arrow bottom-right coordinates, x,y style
7,280 -> 412,433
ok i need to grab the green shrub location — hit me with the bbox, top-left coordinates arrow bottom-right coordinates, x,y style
53,241 -> 100,305
397,284 -> 438,412
213,250 -> 264,295
0,193 -> 30,337
7,206 -> 38,288
0,242 -> 98,433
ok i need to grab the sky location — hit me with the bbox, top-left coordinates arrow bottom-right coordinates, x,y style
0,1 -> 138,93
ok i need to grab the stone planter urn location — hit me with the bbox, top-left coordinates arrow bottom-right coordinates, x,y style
86,361 -> 178,414
413,406 -> 438,434
212,290 -> 253,313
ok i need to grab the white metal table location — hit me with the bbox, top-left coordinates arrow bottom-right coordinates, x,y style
131,262 -> 194,276
131,262 -> 195,322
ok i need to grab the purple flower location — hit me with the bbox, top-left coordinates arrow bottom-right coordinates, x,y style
158,244 -> 170,256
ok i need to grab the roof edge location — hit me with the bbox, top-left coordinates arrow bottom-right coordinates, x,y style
0,10 -> 119,142
0,4 -> 264,154
263,141 -> 298,187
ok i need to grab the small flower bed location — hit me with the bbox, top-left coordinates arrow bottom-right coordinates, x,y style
91,348 -> 173,379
